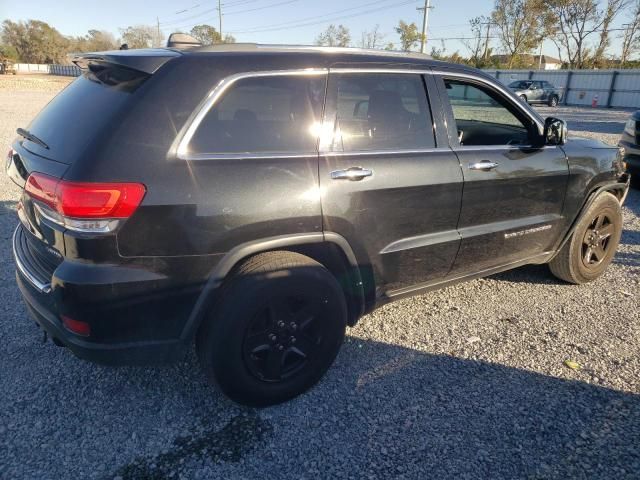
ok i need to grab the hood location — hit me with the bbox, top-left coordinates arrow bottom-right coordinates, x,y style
567,136 -> 618,149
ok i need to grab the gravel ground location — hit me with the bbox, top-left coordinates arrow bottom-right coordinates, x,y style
0,81 -> 638,480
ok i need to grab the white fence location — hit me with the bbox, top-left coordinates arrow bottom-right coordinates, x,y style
485,69 -> 640,109
14,63 -> 81,77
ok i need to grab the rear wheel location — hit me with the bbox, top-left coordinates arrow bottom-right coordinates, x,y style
519,94 -> 528,104
196,251 -> 347,407
549,192 -> 622,284
548,95 -> 559,107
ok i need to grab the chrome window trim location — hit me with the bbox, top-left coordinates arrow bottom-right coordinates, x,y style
430,69 -> 545,132
176,68 -> 329,161
12,226 -> 52,294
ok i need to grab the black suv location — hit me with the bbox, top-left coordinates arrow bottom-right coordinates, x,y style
8,45 -> 630,406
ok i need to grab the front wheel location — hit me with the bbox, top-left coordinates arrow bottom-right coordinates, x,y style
549,192 -> 622,284
196,251 -> 347,407
519,94 -> 528,104
548,95 -> 559,107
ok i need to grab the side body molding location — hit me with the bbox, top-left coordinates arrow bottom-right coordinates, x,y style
180,232 -> 365,340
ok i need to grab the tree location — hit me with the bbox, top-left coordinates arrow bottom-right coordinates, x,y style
70,30 -> 119,53
190,24 -> 235,45
119,25 -> 164,49
1,19 -> 69,63
491,0 -> 549,68
621,0 -> 640,65
360,25 -> 384,49
592,0 -> 631,67
315,24 -> 351,47
395,21 -> 421,51
464,16 -> 491,67
547,0 -> 628,69
0,44 -> 19,60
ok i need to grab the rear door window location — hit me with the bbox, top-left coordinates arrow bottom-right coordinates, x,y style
329,73 -> 434,152
189,75 -> 326,155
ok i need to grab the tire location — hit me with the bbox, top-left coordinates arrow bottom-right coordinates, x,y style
519,94 -> 528,104
548,95 -> 559,107
549,192 -> 622,284
196,251 -> 347,407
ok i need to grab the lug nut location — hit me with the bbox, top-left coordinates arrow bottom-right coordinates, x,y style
278,344 -> 284,351
277,321 -> 285,328
269,334 -> 277,342
290,322 -> 297,330
290,336 -> 296,343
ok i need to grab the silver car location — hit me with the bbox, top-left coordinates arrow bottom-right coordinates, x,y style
508,80 -> 561,107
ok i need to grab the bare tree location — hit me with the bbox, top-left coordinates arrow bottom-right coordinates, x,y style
621,0 -> 640,65
360,25 -> 384,49
592,0 -> 631,67
492,0 -> 547,68
463,16 -> 489,67
315,25 -> 351,47
548,0 -> 628,68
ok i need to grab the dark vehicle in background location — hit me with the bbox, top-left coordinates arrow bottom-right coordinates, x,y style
508,80 -> 561,107
7,44 -> 630,406
619,111 -> 640,187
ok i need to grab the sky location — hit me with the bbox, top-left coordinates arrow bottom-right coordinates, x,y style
0,0 -> 632,58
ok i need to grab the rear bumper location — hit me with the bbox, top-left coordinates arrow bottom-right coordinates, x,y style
16,271 -> 186,365
17,272 -> 187,365
12,224 -> 195,365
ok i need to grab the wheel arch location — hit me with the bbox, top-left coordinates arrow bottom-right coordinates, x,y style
180,232 -> 367,342
552,178 -> 629,259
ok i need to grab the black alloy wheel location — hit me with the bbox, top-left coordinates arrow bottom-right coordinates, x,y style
242,294 -> 325,383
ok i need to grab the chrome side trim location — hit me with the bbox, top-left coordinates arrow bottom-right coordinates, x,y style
176,68 -> 329,161
12,226 -> 52,294
380,229 -> 460,255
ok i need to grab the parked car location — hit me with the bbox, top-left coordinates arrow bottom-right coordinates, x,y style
508,80 -> 561,107
619,111 -> 640,187
8,45 -> 630,406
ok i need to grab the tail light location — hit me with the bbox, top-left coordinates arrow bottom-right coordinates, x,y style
25,172 -> 145,233
61,315 -> 91,336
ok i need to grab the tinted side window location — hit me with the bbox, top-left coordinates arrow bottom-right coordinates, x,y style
190,75 -> 326,154
331,73 -> 434,152
444,79 -> 530,146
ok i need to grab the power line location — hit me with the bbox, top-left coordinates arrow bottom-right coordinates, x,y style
225,0 -> 300,16
227,0 -> 419,34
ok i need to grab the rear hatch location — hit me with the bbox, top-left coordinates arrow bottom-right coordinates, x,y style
7,49 -> 179,288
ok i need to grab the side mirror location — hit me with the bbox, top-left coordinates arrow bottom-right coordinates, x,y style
544,117 -> 568,146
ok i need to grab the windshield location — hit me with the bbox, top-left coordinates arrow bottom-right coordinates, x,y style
20,65 -> 148,164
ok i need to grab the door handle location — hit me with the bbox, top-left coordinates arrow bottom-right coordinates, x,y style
330,167 -> 373,181
468,161 -> 499,171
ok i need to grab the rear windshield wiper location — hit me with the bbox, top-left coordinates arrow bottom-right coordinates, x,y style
16,128 -> 50,150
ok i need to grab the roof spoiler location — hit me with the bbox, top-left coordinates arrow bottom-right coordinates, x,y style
166,33 -> 202,50
72,49 -> 181,75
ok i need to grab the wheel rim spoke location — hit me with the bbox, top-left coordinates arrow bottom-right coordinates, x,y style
584,246 -> 594,264
599,223 -> 614,239
268,299 -> 292,325
264,348 -> 285,380
244,332 -> 271,354
294,302 -> 320,330
291,333 -> 318,358
594,245 -> 607,261
594,214 -> 605,230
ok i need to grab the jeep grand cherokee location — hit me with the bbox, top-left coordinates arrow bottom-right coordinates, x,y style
8,44 -> 630,406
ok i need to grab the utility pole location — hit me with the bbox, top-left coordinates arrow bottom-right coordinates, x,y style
482,21 -> 491,61
538,41 -> 543,70
417,0 -> 433,54
156,16 -> 161,48
218,0 -> 223,38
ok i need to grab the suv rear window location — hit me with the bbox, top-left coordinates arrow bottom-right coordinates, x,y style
21,65 -> 148,164
189,75 -> 326,155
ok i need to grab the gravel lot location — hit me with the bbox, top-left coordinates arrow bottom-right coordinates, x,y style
0,76 -> 638,480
